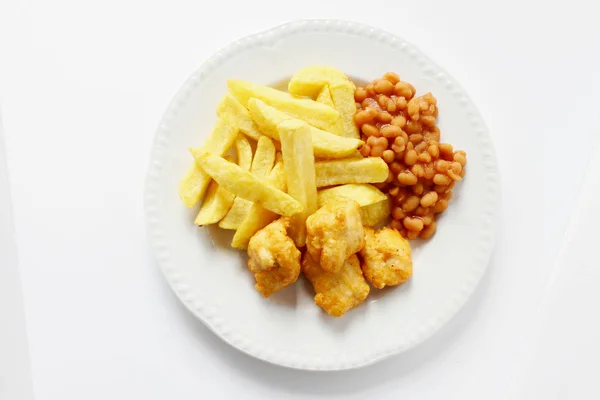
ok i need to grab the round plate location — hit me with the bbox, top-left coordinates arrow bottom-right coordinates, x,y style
144,19 -> 499,370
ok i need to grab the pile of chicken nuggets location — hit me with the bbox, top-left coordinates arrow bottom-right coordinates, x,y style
179,66 -> 413,317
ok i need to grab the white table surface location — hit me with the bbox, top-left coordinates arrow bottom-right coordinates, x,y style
1,0 -> 598,398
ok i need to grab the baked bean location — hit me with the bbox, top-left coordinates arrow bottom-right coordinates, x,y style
371,146 -> 385,158
392,206 -> 406,220
378,95 -> 390,108
366,84 -> 376,96
412,182 -> 424,195
377,137 -> 389,148
415,206 -> 430,216
361,123 -> 379,137
362,98 -> 375,109
439,143 -> 454,159
411,164 -> 425,178
366,135 -> 378,147
354,110 -> 373,126
355,102 -> 362,110
420,191 -> 438,207
415,142 -> 428,153
394,82 -> 414,99
453,152 -> 467,166
402,196 -> 420,213
380,125 -> 401,138
418,152 -> 432,163
390,161 -> 403,175
407,230 -> 420,240
447,170 -> 462,181
398,171 -> 418,185
385,170 -> 394,183
383,72 -> 400,84
403,217 -> 424,232
443,190 -> 454,200
434,184 -> 448,194
409,133 -> 424,144
359,144 -> 371,157
396,97 -> 408,109
404,149 -> 418,165
387,101 -> 397,113
424,165 -> 436,179
420,221 -> 437,239
433,199 -> 448,214
382,149 -> 395,163
375,79 -> 394,95
421,116 -> 436,127
434,174 -> 452,186
427,144 -> 439,158
389,186 -> 400,197
391,115 -> 407,128
422,215 -> 433,226
460,168 -> 466,178
405,120 -> 423,134
355,87 -> 367,102
436,160 -> 450,172
378,112 -> 393,123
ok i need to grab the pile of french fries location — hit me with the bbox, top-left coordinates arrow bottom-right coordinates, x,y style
178,66 -> 392,250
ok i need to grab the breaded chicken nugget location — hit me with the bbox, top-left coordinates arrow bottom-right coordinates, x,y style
247,218 -> 301,297
359,227 -> 412,289
302,252 -> 370,317
306,199 -> 365,273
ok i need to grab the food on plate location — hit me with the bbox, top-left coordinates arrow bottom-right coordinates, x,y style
302,253 -> 369,317
278,119 -> 318,247
306,199 -> 365,273
177,66 -> 470,316
231,161 -> 287,250
194,156 -> 236,226
316,85 -> 334,107
359,227 -> 412,289
354,72 -> 467,239
217,94 -> 262,141
219,136 -> 276,230
317,183 -> 391,226
248,98 -> 363,159
247,218 -> 301,297
194,152 -> 302,216
314,157 -> 388,187
288,66 -> 359,139
228,80 -> 340,133
179,112 -> 239,207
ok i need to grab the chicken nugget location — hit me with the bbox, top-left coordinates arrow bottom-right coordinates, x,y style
359,227 -> 412,289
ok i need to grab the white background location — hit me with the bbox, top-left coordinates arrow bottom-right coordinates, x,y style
0,0 -> 598,399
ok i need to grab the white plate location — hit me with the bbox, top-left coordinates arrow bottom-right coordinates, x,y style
144,20 -> 499,370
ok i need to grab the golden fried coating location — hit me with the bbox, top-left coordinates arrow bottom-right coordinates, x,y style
305,199 -> 365,273
302,253 -> 370,317
247,218 -> 301,297
359,227 -> 412,289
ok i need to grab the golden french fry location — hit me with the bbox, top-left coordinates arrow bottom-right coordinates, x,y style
235,135 -> 253,170
219,136 -> 276,230
278,120 -> 318,247
227,79 -> 340,133
315,157 -> 388,187
316,85 -> 335,108
231,162 -> 286,249
217,94 -> 262,141
196,153 -> 302,216
288,66 -> 359,139
317,184 -> 391,226
248,98 -> 362,159
194,180 -> 235,225
179,113 -> 238,207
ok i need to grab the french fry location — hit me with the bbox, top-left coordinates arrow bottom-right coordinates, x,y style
278,120 -> 318,247
219,136 -> 276,230
317,184 -> 391,226
217,94 -> 262,141
235,135 -> 253,170
314,157 -> 389,187
227,79 -> 340,133
179,112 -> 238,207
316,85 -> 335,108
194,181 -> 235,225
248,98 -> 362,159
231,162 -> 286,250
288,66 -> 359,139
196,153 -> 302,217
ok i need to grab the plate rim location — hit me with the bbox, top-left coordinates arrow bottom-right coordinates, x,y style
144,19 -> 500,371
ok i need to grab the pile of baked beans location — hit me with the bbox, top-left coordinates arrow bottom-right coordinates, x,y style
354,72 -> 467,240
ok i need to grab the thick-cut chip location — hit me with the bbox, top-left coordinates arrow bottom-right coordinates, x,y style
316,85 -> 335,108
302,253 -> 370,317
194,180 -> 235,225
317,184 -> 391,226
195,153 -> 302,216
248,98 -> 362,159
278,120 -> 318,247
179,113 -> 238,207
217,94 -> 262,141
288,66 -> 359,139
227,80 -> 340,133
231,162 -> 286,249
220,136 -> 276,230
314,157 -> 388,187
235,135 -> 253,170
